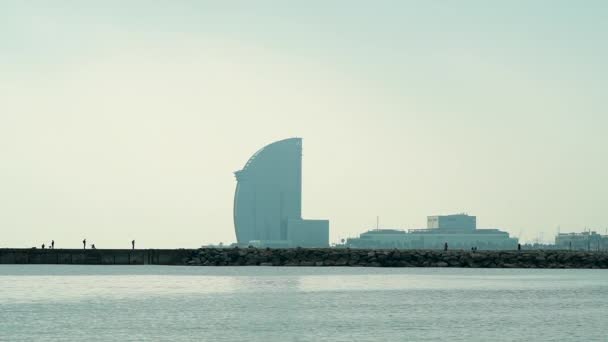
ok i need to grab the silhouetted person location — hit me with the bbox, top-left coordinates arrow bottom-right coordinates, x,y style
132,240 -> 135,250
51,240 -> 54,249
517,243 -> 521,251
83,239 -> 86,250
444,242 -> 448,251
41,243 -> 45,249
91,244 -> 96,249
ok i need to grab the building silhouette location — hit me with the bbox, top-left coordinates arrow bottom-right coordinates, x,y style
233,138 -> 329,247
555,231 -> 607,251
427,214 -> 476,231
346,214 -> 518,250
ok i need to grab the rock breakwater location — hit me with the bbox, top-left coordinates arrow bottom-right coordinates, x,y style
186,248 -> 608,268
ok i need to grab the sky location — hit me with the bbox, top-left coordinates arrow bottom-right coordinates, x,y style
1,1 -> 607,248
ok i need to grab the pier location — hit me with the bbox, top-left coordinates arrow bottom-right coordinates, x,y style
0,248 -> 193,265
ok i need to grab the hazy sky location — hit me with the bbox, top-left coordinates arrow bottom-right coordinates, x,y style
1,1 -> 607,248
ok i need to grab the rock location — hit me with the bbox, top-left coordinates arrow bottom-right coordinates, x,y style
245,259 -> 258,265
335,258 -> 348,266
183,248 -> 608,268
447,259 -> 460,267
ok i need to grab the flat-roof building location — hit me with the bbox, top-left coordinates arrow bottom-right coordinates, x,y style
346,214 -> 517,250
427,214 -> 476,231
555,231 -> 607,251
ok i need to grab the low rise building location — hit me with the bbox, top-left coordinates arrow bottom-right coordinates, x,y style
555,231 -> 608,251
346,214 -> 518,250
427,214 -> 476,231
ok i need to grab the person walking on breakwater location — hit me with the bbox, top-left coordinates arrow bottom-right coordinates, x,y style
444,242 -> 448,251
51,240 -> 54,249
132,240 -> 135,250
41,243 -> 45,249
83,239 -> 86,250
518,243 -> 521,251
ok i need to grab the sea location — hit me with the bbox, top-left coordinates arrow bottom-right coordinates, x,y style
0,266 -> 606,341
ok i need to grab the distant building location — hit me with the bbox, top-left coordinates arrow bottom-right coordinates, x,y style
427,214 -> 476,231
346,214 -> 518,250
555,231 -> 607,251
233,138 -> 329,248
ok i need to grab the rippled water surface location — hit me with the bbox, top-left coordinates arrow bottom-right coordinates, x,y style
1,266 -> 607,341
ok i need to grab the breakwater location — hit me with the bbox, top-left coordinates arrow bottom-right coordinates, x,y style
186,248 -> 608,268
0,248 -> 191,265
2,248 -> 607,268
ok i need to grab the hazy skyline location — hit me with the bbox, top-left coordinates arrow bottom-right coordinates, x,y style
1,1 -> 607,248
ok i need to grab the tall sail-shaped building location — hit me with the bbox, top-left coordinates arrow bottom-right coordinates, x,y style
233,138 -> 329,247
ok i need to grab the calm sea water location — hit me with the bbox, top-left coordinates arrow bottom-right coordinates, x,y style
0,266 -> 606,341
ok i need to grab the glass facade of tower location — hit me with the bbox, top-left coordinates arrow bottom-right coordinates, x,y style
233,138 -> 328,247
